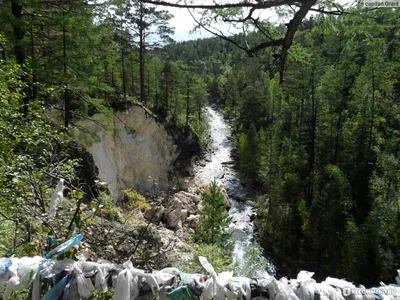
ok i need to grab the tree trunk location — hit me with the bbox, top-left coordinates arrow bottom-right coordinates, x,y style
198,103 -> 201,120
186,75 -> 190,127
1,42 -> 5,60
310,66 -> 316,172
11,1 -> 25,65
333,68 -> 347,164
130,63 -> 134,97
121,36 -> 126,100
173,87 -> 178,122
139,4 -> 146,104
154,64 -> 158,110
30,23 -> 38,100
147,72 -> 151,107
11,0 -> 29,116
307,65 -> 317,204
165,82 -> 169,114
63,16 -> 69,128
369,62 -> 375,148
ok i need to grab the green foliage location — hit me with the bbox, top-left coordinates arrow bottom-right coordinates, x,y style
240,245 -> 271,278
173,243 -> 234,274
0,59 -> 95,257
189,118 -> 209,149
88,289 -> 115,300
238,123 -> 261,182
194,180 -> 232,245
202,8 -> 400,285
298,199 -> 310,236
122,189 -> 151,211
95,191 -> 122,221
0,0 -> 399,288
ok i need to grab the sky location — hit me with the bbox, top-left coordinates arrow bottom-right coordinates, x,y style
168,7 -> 213,41
166,0 -> 355,42
168,6 -> 279,42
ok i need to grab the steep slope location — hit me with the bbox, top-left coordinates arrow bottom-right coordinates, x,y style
77,104 -> 199,201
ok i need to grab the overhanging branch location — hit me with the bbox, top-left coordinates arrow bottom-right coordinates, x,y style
279,0 -> 316,83
187,9 -> 251,54
140,0 -> 298,10
143,0 -> 345,83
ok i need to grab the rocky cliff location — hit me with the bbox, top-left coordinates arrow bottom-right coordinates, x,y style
77,104 -> 199,201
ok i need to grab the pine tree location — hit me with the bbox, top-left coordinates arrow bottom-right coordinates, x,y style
127,0 -> 174,105
195,180 -> 232,245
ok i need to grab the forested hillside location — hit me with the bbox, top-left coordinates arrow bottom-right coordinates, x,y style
0,0 -> 209,265
164,9 -> 400,285
0,0 -> 399,292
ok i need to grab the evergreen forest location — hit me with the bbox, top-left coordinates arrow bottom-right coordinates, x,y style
0,0 -> 399,293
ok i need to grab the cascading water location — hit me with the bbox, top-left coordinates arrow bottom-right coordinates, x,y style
194,106 -> 273,276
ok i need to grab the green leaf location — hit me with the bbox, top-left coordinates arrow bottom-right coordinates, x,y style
0,240 -> 9,247
86,219 -> 96,225
42,227 -> 51,233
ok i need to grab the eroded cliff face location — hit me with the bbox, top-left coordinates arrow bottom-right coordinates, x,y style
79,105 -> 181,201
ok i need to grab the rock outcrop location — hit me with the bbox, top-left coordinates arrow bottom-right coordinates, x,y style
76,104 -> 199,201
144,190 -> 230,230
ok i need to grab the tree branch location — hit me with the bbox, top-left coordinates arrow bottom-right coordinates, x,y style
248,38 -> 284,54
0,209 -> 15,222
252,18 -> 275,41
279,0 -> 317,83
187,9 -> 251,54
293,4 -> 344,15
140,0 -> 297,10
144,0 -> 343,84
221,6 -> 256,23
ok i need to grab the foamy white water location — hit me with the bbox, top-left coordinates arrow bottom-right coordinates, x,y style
194,107 -> 271,276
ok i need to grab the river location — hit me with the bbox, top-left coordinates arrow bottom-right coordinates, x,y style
194,106 -> 272,276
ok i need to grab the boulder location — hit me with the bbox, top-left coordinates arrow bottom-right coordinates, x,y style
164,197 -> 182,229
144,205 -> 165,223
187,215 -> 200,227
180,191 -> 201,204
157,227 -> 187,251
174,191 -> 200,214
250,213 -> 256,222
180,209 -> 188,223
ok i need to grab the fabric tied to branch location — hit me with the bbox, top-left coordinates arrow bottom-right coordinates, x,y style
49,179 -> 64,218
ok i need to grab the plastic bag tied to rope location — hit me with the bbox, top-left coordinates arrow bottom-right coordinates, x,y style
1,256 -> 43,300
34,234 -> 83,300
45,234 -> 83,260
42,273 -> 72,300
167,285 -> 198,300
199,256 -> 238,300
0,259 -> 11,280
2,237 -> 400,300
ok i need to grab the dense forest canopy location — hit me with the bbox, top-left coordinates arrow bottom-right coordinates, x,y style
172,8 -> 399,285
0,0 -> 399,292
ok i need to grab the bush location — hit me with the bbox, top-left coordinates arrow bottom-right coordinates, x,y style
122,189 -> 151,211
173,242 -> 234,274
95,191 -> 121,221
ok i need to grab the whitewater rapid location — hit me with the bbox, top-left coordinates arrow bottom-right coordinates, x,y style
194,106 -> 272,276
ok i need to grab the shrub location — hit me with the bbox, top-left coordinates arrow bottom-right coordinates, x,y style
122,189 -> 151,211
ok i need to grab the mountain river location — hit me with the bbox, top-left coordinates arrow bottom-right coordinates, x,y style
193,106 -> 273,276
